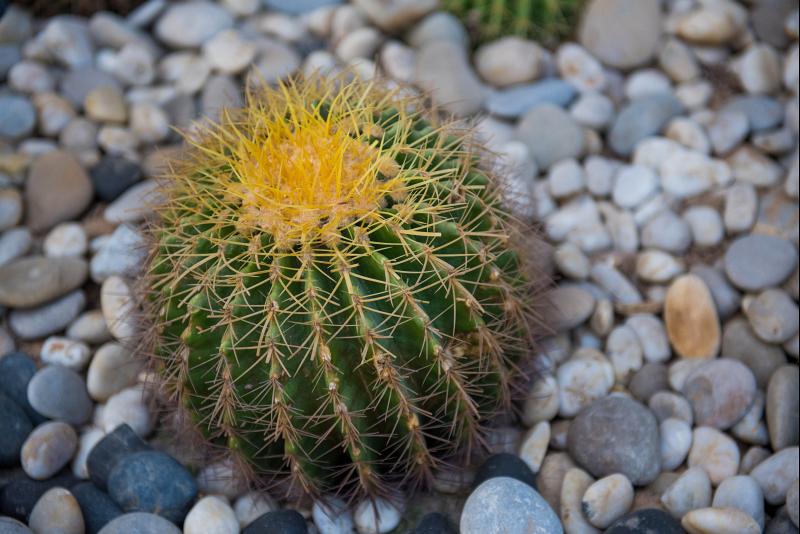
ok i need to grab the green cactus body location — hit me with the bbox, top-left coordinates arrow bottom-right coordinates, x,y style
146,75 -> 541,498
445,0 -> 586,45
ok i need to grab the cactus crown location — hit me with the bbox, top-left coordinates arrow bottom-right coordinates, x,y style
145,74 -> 543,501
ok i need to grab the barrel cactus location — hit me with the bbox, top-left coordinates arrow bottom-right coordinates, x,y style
144,74 -> 544,499
444,0 -> 586,45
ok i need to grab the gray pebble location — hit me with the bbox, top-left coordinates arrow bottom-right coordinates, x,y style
725,234 -> 798,291
626,314 -> 671,363
0,517 -> 33,534
9,290 -> 86,340
721,96 -> 784,132
690,265 -> 741,320
641,210 -> 692,254
59,66 -> 121,108
0,95 -> 36,140
460,477 -> 563,534
486,79 -> 577,119
27,365 -> 93,425
590,263 -> 642,305
766,365 -> 799,450
515,103 -> 586,169
649,391 -> 693,425
550,285 -> 596,331
21,421 -> 78,480
98,512 -> 181,534
745,289 -> 799,344
682,358 -> 756,430
567,396 -> 660,485
608,93 -> 684,156
722,318 -> 786,389
629,362 -> 669,402
0,227 -> 32,267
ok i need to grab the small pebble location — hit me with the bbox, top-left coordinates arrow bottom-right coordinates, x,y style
745,289 -> 799,344
28,487 -> 84,534
750,447 -> 799,505
649,391 -> 693,425
629,362 -> 669,403
312,497 -> 355,534
86,424 -> 150,491
97,512 -> 180,534
234,492 -> 277,528
354,497 -> 402,534
660,418 -> 692,471
664,275 -> 720,359
557,348 -> 614,417
724,235 -> 797,292
71,427 -> 105,480
660,467 -> 711,519
688,427 -> 740,486
581,473 -> 634,529
766,365 -> 800,450
21,421 -> 78,480
681,507 -> 760,534
242,510 -> 307,534
27,365 -> 93,425
559,467 -> 595,534
712,475 -> 765,530
100,386 -> 152,437
518,422 -> 550,474
681,358 -> 756,429
184,495 -> 239,534
40,336 -> 91,371
71,481 -> 123,534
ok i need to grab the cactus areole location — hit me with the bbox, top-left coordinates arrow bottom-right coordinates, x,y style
145,74 -> 544,499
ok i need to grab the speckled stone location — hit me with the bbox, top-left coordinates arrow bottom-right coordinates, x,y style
460,477 -> 562,534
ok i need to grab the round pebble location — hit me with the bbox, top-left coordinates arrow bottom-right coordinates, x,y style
97,512 -> 180,534
688,427 -> 740,486
86,342 -> 142,402
724,235 -> 798,291
184,496 -> 238,534
581,473 -> 634,529
745,289 -> 799,344
567,395 -> 660,485
557,348 -> 614,417
27,365 -> 93,425
649,391 -> 693,425
353,497 -> 402,534
312,497 -> 355,534
28,487 -> 84,534
681,358 -> 756,429
21,421 -> 78,480
100,386 -> 152,437
233,492 -> 277,528
460,477 -> 562,534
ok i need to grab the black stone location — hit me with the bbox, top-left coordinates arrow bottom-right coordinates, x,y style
414,512 -> 457,534
604,508 -> 684,534
472,453 -> 537,490
71,482 -> 123,534
89,156 -> 142,202
0,469 -> 79,521
0,393 -> 32,467
243,510 -> 308,534
0,352 -> 46,424
106,451 -> 197,524
86,424 -> 150,491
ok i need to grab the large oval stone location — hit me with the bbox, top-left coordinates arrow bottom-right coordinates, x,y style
664,274 -> 720,359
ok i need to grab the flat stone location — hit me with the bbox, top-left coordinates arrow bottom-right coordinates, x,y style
725,235 -> 797,292
682,359 -> 756,430
567,396 -> 660,485
0,256 -> 87,308
516,104 -> 585,169
155,1 -> 233,48
664,275 -> 720,359
485,79 -> 577,120
766,365 -> 799,450
24,151 -> 93,232
9,290 -> 86,340
745,289 -> 799,344
97,512 -> 180,534
460,477 -> 562,534
721,318 -> 786,389
609,94 -> 683,156
27,365 -> 92,425
415,40 -> 486,117
578,0 -> 662,69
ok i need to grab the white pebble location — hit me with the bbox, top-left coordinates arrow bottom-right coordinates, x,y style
522,375 -> 560,425
681,507 -> 760,534
560,467 -> 597,534
606,325 -> 644,384
184,496 -> 239,534
86,342 -> 142,402
750,447 -> 799,505
40,336 -> 92,371
197,457 -> 248,500
636,250 -> 684,283
612,165 -> 658,208
313,497 -> 355,534
71,426 -> 105,479
354,497 -> 402,534
661,467 -> 712,519
683,206 -> 724,248
557,348 -> 614,417
581,473 -> 634,529
43,223 -> 88,257
101,275 -> 139,341
688,427 -> 740,486
660,417 -> 693,471
233,492 -> 277,528
518,421 -> 550,473
100,386 -> 152,437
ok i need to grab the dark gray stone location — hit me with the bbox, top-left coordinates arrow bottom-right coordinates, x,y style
629,363 -> 669,403
567,396 -> 660,485
71,482 -> 124,534
0,393 -> 31,467
90,157 -> 143,202
604,508 -> 684,533
473,453 -> 537,490
0,353 -> 46,425
87,424 -> 150,491
242,510 -> 308,534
